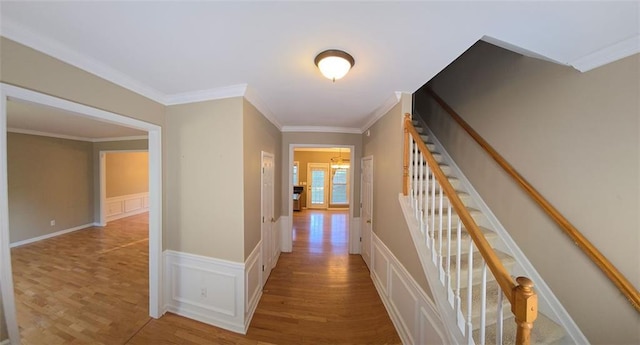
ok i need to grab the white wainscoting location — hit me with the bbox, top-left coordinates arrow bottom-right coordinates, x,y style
165,249 -> 252,334
105,192 -> 149,222
371,233 -> 448,345
271,218 -> 282,267
244,242 -> 262,332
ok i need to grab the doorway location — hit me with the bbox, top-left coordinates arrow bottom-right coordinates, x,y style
0,84 -> 163,344
285,145 -> 357,254
307,163 -> 329,209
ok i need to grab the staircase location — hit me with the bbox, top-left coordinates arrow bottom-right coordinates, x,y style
399,115 -> 588,345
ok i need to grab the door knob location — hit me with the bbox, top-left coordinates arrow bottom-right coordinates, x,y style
271,218 -> 276,223
366,219 -> 372,224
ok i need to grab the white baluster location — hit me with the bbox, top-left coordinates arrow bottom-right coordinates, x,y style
466,238 -> 474,345
423,164 -> 430,238
455,218 -> 464,333
438,187 -> 444,283
431,175 -> 436,263
480,263 -> 488,345
418,152 -> 424,222
447,197 -> 453,306
496,288 -> 504,345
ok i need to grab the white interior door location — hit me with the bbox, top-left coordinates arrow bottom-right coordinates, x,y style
361,156 -> 373,269
261,152 -> 275,286
307,163 -> 329,209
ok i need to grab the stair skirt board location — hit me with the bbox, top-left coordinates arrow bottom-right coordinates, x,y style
403,118 -> 589,344
370,232 -> 449,345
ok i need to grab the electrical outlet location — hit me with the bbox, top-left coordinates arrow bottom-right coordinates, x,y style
50,220 -> 55,227
200,287 -> 207,298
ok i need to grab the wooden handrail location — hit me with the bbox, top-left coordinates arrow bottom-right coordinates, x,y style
425,88 -> 640,313
403,115 -> 517,304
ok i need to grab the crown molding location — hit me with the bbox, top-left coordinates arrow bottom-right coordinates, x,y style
244,85 -> 282,130
0,18 -> 167,104
164,84 -> 247,105
8,128 -> 148,143
570,35 -> 640,72
360,91 -> 402,132
281,126 -> 361,134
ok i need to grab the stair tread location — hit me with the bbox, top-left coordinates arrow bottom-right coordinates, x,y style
449,250 -> 515,274
474,312 -> 566,345
459,278 -> 511,328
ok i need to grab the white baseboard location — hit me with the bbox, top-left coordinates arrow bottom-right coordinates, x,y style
371,232 -> 448,345
0,339 -> 11,345
10,223 -> 94,248
106,192 -> 149,222
164,250 -> 246,334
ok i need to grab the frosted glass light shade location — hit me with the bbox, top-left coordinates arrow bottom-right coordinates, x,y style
314,50 -> 355,81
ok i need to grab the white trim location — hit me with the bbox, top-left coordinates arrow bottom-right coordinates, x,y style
286,143 -> 356,254
280,215 -> 292,253
281,126 -> 361,134
105,192 -> 149,222
571,35 -> 640,72
164,84 -> 247,105
260,151 -> 276,286
0,17 -> 167,104
7,127 -> 148,143
9,223 -> 94,248
371,232 -> 448,345
91,135 -> 149,142
164,250 -> 246,334
244,242 -> 262,333
422,125 -> 590,344
244,85 -> 281,130
0,339 -> 10,345
0,84 -> 163,345
360,91 -> 402,133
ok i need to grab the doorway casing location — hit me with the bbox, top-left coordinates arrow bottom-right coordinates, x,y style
0,83 -> 163,345
285,144 -> 358,254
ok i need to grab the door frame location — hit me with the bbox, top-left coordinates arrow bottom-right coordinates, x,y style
306,162 -> 329,209
360,155 -> 373,269
285,144 -> 357,254
260,151 -> 275,287
0,84 -> 163,345
99,149 -> 149,227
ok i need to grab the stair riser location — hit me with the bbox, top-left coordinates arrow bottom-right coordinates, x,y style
448,260 -> 515,288
430,234 -> 499,256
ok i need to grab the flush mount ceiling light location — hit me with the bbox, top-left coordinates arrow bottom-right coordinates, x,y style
314,49 -> 355,82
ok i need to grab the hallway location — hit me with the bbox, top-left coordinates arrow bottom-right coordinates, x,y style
129,210 -> 400,344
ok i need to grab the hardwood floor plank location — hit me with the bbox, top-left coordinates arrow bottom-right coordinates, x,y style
12,210 -> 400,344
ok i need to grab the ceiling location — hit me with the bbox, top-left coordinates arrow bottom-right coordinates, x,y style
7,100 -> 146,141
1,1 -> 638,133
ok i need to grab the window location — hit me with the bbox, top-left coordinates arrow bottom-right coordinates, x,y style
330,167 -> 349,204
292,161 -> 299,186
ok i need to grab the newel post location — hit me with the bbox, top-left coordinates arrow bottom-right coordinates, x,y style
512,276 -> 538,345
402,114 -> 410,196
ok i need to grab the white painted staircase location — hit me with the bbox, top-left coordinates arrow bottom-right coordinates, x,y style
399,116 -> 588,345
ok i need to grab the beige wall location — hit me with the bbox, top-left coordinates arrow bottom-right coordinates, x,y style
362,97 -> 431,294
242,100 -> 282,259
0,38 -> 165,126
281,133 -> 362,217
422,41 -> 640,344
106,152 -> 149,198
7,133 -> 94,243
293,150 -> 352,209
92,140 -> 148,221
166,98 -> 245,262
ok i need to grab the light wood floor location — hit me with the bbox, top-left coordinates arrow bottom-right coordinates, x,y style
11,213 -> 150,345
12,210 -> 400,344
